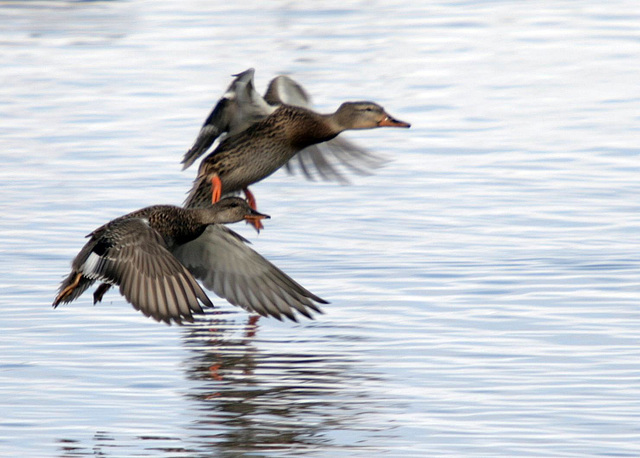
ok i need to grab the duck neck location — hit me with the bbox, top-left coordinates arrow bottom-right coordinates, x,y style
321,113 -> 348,136
287,113 -> 341,150
191,207 -> 230,226
148,207 -> 211,249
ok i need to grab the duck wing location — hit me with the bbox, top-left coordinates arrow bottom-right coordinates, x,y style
74,218 -> 213,324
182,68 -> 275,170
264,75 -> 312,107
182,96 -> 234,170
172,225 -> 327,321
286,137 -> 386,184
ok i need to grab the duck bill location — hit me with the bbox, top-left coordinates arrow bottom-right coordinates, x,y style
378,115 -> 411,128
244,209 -> 270,223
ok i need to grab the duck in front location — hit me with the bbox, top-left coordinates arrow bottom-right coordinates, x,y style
53,197 -> 327,324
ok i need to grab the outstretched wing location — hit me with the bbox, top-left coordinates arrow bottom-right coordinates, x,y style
76,218 -> 213,324
173,225 -> 327,321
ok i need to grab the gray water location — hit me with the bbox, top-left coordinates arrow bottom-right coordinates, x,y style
2,1 -> 640,456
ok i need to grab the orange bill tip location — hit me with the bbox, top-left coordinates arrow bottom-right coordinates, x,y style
378,115 -> 411,128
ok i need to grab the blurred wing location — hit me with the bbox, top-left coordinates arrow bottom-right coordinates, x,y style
182,68 -> 276,170
78,219 -> 213,324
173,225 -> 327,321
233,72 -> 276,127
285,136 -> 387,184
264,75 -> 312,108
182,97 -> 232,170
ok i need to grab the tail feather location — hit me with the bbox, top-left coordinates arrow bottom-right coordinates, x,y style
184,175 -> 210,209
53,271 -> 95,307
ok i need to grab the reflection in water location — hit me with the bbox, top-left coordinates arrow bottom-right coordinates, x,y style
57,432 -> 127,458
57,431 -> 194,457
51,316 -> 395,457
180,318 -> 386,455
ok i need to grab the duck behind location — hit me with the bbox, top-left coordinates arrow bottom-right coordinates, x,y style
183,101 -> 410,221
182,69 -> 408,184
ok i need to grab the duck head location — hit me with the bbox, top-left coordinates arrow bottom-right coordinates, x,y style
207,197 -> 271,225
333,101 -> 411,130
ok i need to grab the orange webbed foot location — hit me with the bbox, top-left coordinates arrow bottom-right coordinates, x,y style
243,187 -> 264,232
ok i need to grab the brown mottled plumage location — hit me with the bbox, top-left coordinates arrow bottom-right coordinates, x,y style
182,68 -> 391,182
184,102 -> 410,211
53,197 -> 327,324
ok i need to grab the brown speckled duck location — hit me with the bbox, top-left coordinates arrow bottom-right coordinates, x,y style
53,197 -> 327,324
182,69 -> 404,184
184,101 -> 410,230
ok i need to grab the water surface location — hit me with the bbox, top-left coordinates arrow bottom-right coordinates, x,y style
1,1 -> 640,456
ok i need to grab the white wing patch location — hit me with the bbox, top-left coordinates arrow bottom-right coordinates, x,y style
83,252 -> 102,276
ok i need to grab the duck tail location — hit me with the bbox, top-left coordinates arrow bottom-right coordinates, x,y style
183,174 -> 212,209
53,271 -> 95,307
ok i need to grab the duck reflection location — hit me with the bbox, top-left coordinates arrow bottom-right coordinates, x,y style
183,315 -> 260,383
56,431 -> 193,457
54,317 -> 385,457
180,317 -> 377,454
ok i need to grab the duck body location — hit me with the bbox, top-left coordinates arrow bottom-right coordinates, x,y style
54,197 -> 326,323
182,69 -> 405,184
53,205 -> 217,324
197,105 -> 337,197
184,102 -> 409,210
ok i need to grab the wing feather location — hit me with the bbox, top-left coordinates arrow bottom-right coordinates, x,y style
173,225 -> 326,321
70,218 -> 212,323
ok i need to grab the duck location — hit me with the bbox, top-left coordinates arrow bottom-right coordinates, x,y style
53,197 -> 327,324
183,101 -> 410,230
181,68 -> 397,184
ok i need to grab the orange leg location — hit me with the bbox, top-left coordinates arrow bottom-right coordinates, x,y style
211,175 -> 222,204
243,187 -> 264,232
